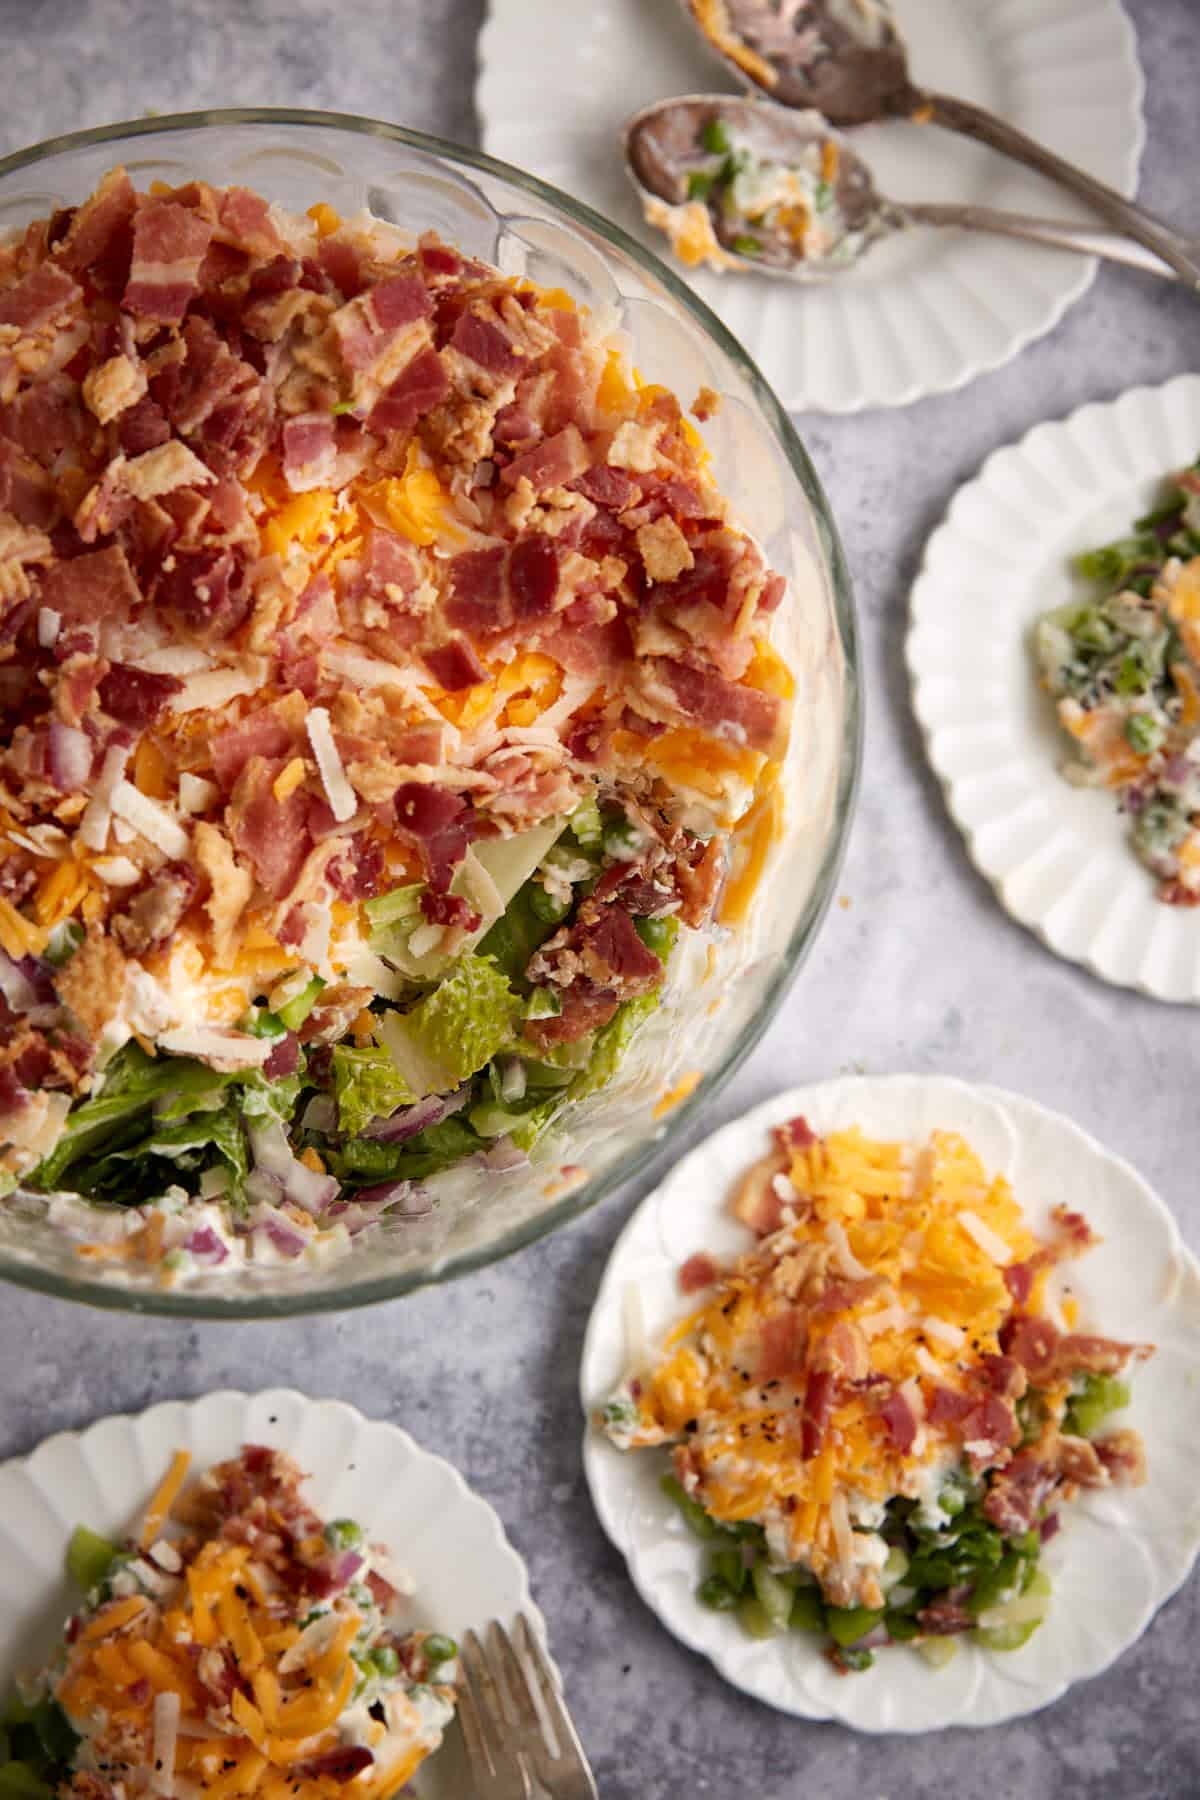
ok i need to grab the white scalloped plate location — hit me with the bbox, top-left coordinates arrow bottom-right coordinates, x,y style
477,0 -> 1144,413
579,1076 -> 1200,1731
908,375 -> 1200,1002
0,1391 -> 545,1798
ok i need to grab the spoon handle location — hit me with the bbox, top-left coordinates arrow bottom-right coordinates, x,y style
901,202 -> 1177,282
917,90 -> 1200,290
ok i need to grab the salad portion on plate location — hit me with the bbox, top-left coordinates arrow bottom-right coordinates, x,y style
1,1444 -> 459,1800
1035,455 -> 1200,907
598,1112 -> 1151,1673
0,165 -> 794,1280
581,1076 -> 1200,1730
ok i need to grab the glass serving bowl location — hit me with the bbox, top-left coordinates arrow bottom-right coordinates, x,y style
0,109 -> 860,1317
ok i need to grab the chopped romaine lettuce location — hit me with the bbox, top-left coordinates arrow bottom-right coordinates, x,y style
477,878 -> 562,988
331,1043 -> 415,1137
570,992 -> 661,1100
328,1116 -> 482,1184
29,1042 -> 298,1199
378,954 -> 519,1095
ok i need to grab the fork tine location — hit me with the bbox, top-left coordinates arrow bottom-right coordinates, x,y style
453,1665 -> 495,1786
459,1630 -> 530,1800
516,1612 -> 596,1789
490,1620 -> 545,1741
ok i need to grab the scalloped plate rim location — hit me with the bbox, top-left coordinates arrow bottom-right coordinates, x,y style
476,0 -> 1145,413
578,1075 -> 1200,1731
907,374 -> 1200,1002
0,1387 -> 552,1781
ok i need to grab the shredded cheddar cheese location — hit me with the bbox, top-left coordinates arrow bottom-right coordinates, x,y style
49,1449 -> 458,1800
608,1125 -> 1071,1597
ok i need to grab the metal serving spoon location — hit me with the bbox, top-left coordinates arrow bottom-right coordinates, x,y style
625,95 -> 1181,283
681,0 -> 1200,289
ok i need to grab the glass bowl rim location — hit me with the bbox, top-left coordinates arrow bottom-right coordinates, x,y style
0,106 -> 862,1319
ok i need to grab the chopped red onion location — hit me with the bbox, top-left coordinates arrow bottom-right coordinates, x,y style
250,1201 -> 310,1259
249,1120 -> 338,1214
326,1180 -> 433,1234
363,1094 -> 445,1143
331,1550 -> 363,1587
0,949 -> 40,1015
185,1225 -> 229,1265
477,1136 -> 529,1173
244,1168 -> 284,1208
48,720 -> 94,793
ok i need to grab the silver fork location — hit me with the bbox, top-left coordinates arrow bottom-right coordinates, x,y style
457,1613 -> 598,1800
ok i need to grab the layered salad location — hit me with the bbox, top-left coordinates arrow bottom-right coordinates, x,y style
600,1116 -> 1151,1671
1035,458 -> 1200,903
0,1446 -> 457,1800
0,168 -> 793,1278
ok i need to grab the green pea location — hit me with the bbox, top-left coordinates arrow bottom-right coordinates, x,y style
423,1635 -> 458,1665
633,916 -> 678,959
837,1645 -> 875,1672
324,1518 -> 363,1551
372,1646 -> 400,1677
732,235 -> 764,257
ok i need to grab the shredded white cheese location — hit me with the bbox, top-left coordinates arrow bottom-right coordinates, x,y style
921,1315 -> 967,1350
151,1691 -> 180,1796
306,705 -> 357,822
829,1488 -> 854,1572
859,1303 -> 908,1339
827,1218 -> 871,1279
169,667 -> 262,714
92,854 -> 143,886
278,1610 -> 342,1674
957,1208 -> 1013,1266
157,1027 -> 274,1068
77,744 -> 131,851
178,772 -> 219,814
913,1345 -> 944,1381
36,606 -> 60,647
136,644 -> 213,676
111,781 -> 190,860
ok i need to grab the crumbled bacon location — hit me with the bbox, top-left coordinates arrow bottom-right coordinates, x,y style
879,1387 -> 918,1453
123,199 -> 213,323
679,1251 -> 719,1294
0,164 -> 794,1134
773,1115 -> 817,1153
111,863 -> 199,955
521,987 -> 618,1050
